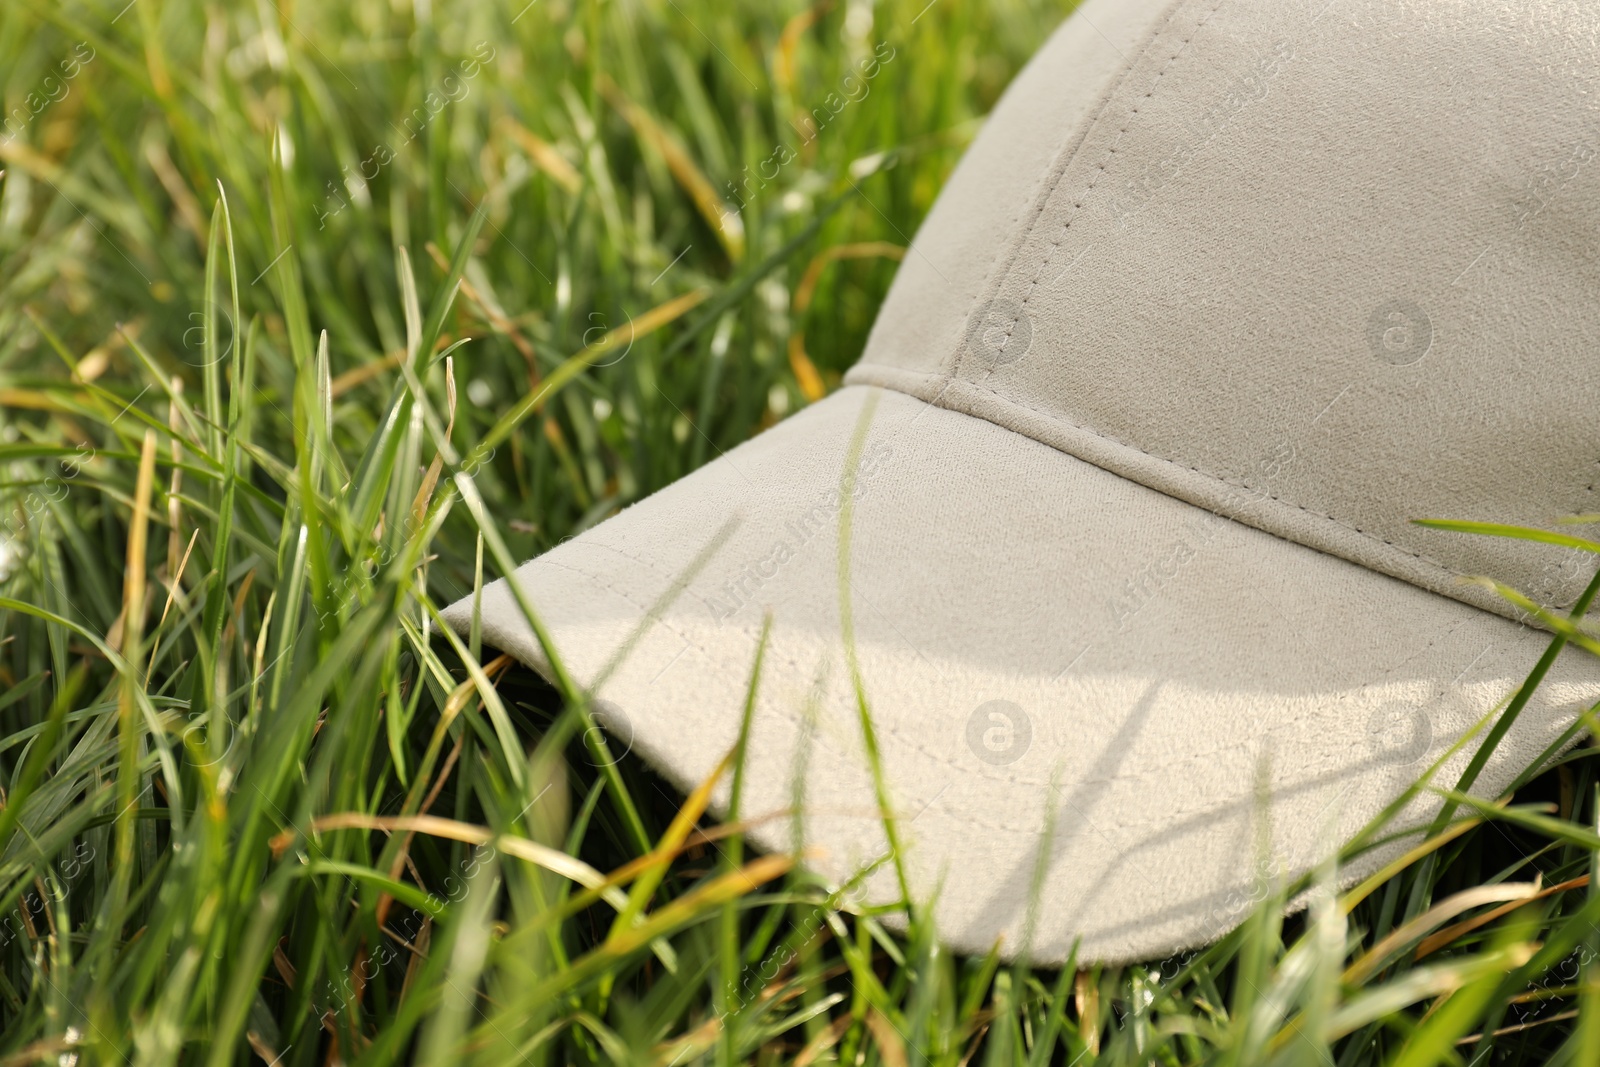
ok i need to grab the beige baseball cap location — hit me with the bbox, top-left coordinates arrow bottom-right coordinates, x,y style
445,0 -> 1600,963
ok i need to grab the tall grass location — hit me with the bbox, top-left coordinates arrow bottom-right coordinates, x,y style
1,1 -> 1599,1063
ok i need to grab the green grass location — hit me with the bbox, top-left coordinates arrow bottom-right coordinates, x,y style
1,1 -> 1600,1063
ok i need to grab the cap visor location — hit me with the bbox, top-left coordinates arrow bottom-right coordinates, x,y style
443,385 -> 1600,964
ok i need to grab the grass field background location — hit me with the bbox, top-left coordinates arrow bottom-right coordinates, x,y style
3,0 -> 1600,1063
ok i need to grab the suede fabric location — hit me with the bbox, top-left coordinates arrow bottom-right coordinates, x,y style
847,0 -> 1600,620
444,0 -> 1600,962
443,388 -> 1600,963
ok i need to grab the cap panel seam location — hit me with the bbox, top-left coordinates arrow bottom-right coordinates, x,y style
907,0 -> 1199,381
948,0 -> 1229,380
841,361 -> 1572,623
857,362 -> 1463,575
912,0 -> 1589,615
957,376 -> 1460,577
895,0 -> 1521,611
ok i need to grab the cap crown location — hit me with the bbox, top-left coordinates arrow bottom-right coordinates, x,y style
847,0 -> 1600,617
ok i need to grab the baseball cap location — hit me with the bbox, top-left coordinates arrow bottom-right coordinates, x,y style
443,0 -> 1600,963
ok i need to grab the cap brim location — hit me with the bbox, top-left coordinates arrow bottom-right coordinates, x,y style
442,385 -> 1600,964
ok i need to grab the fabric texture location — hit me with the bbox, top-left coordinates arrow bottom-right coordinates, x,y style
444,0 -> 1600,962
847,0 -> 1600,618
444,387 -> 1600,962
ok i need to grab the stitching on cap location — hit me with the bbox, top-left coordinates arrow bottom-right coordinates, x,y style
935,0 -> 1198,379
902,0 -> 1568,603
849,362 -> 1486,587
956,375 -> 1467,578
954,0 -> 1230,379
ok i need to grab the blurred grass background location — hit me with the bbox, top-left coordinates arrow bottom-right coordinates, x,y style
0,0 -> 1058,553
3,0 -> 1600,1064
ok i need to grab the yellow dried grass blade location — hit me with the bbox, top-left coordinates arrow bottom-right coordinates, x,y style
599,76 -> 745,263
